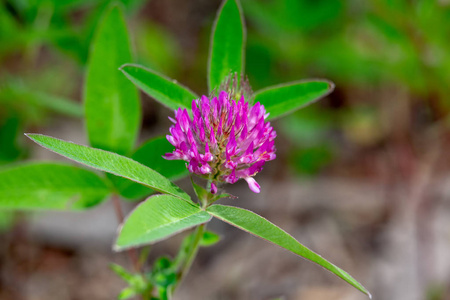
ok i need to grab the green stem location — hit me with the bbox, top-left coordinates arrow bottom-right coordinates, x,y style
174,224 -> 206,292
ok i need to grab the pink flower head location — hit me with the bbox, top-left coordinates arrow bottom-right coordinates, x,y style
164,91 -> 276,193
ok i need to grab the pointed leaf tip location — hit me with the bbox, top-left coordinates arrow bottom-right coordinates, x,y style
208,0 -> 246,92
254,79 -> 335,120
207,204 -> 371,297
120,63 -> 198,111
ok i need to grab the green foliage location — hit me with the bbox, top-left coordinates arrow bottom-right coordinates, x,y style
10,0 -> 374,298
0,79 -> 84,165
26,134 -> 190,202
243,0 -> 342,33
207,204 -> 371,298
278,105 -> 336,176
0,162 -> 110,210
151,256 -> 177,288
111,263 -> 135,282
0,83 -> 83,119
114,195 -> 211,251
128,137 -> 188,182
135,21 -> 182,76
199,230 -> 220,247
290,145 -> 334,175
120,64 -> 198,111
152,259 -> 178,299
0,114 -> 24,164
84,4 -> 140,155
109,136 -> 189,200
115,228 -> 221,300
191,179 -> 235,207
244,0 -> 450,115
0,0 -> 148,64
426,283 -> 447,300
255,80 -> 334,120
110,263 -> 151,300
191,180 -> 209,206
208,0 -> 245,92
279,106 -> 333,146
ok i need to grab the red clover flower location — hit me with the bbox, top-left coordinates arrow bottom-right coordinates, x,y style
164,90 -> 276,194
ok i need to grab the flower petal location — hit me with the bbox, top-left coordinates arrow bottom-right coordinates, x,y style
244,177 -> 260,193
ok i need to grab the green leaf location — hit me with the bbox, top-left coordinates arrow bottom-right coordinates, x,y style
109,136 -> 189,200
120,64 -> 198,111
157,286 -> 170,300
26,134 -> 190,202
84,4 -> 141,155
1,84 -> 83,118
111,263 -> 150,299
153,256 -> 173,271
200,230 -> 220,247
152,256 -> 177,287
118,287 -> 138,300
32,92 -> 84,118
0,162 -> 110,210
110,263 -> 134,282
208,0 -> 246,92
254,80 -> 335,120
115,195 -> 211,251
208,192 -> 236,205
207,205 -> 371,298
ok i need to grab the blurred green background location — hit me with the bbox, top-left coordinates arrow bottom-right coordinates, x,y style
1,0 -> 450,299
2,0 -> 450,173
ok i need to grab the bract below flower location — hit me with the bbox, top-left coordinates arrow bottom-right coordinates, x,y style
164,91 -> 276,193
